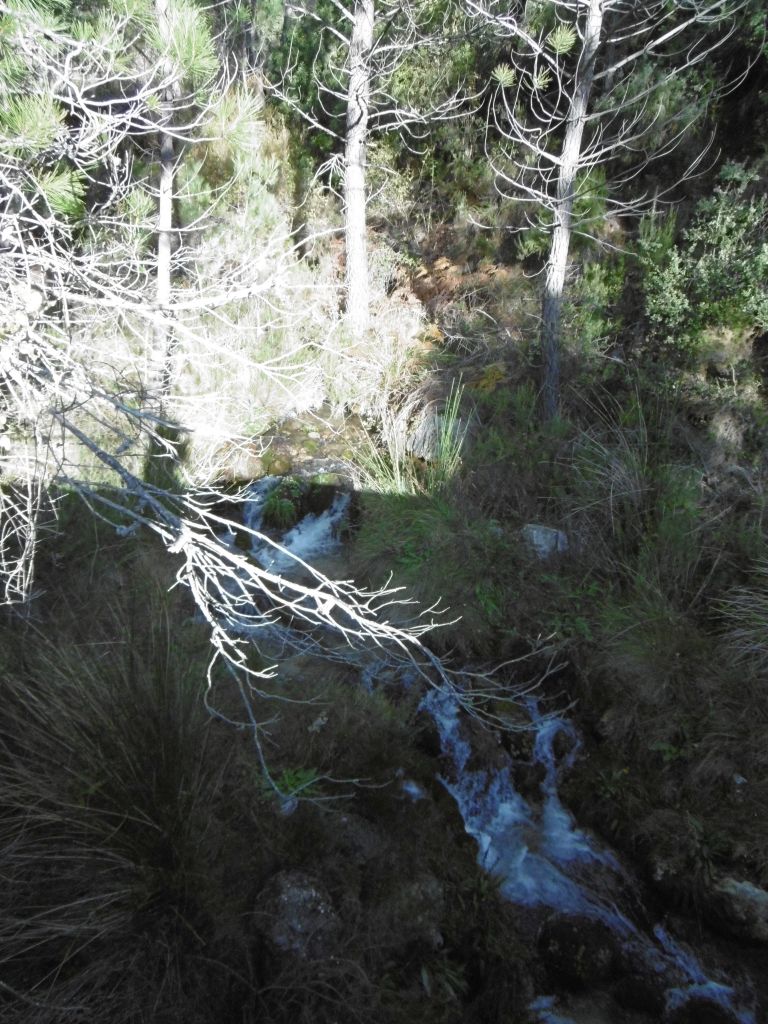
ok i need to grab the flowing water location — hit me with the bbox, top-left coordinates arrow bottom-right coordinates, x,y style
240,475 -> 351,573
421,688 -> 757,1024
235,484 -> 758,1024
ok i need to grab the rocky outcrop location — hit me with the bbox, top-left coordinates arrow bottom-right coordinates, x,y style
254,870 -> 341,960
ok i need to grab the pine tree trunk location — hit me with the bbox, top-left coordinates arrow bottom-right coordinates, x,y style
155,127 -> 174,392
343,0 -> 374,340
154,0 -> 177,396
540,0 -> 603,420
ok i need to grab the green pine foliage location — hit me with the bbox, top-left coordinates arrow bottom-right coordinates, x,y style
151,0 -> 218,88
547,22 -> 577,55
0,94 -> 65,155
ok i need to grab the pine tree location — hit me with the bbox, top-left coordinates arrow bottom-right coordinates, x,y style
473,0 -> 746,417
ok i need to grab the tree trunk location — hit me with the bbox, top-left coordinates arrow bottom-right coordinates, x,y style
155,127 -> 175,392
343,0 -> 374,340
154,0 -> 177,397
541,0 -> 603,420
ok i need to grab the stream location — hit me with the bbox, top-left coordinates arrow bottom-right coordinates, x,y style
232,477 -> 760,1024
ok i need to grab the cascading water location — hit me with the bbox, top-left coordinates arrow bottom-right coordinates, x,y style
420,688 -> 757,1023
240,476 -> 351,573
233,483 -> 758,1023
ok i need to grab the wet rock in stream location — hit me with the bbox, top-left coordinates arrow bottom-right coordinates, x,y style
215,404 -> 366,487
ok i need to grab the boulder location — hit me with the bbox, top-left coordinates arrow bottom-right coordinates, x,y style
522,524 -> 569,559
707,877 -> 768,943
406,403 -> 473,461
333,812 -> 385,868
218,443 -> 265,483
254,870 -> 340,960
371,871 -> 446,952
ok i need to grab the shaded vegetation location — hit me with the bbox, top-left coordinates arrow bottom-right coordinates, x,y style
3,0 -> 768,1017
0,513 -> 534,1023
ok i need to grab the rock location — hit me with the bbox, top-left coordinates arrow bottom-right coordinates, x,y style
333,812 -> 385,867
406,407 -> 443,460
613,972 -> 667,1016
522,524 -> 569,559
707,877 -> 768,943
709,408 -> 745,453
699,325 -> 753,379
262,450 -> 293,476
405,402 -> 472,461
537,914 -> 621,989
254,870 -> 340,960
401,872 -> 445,949
218,443 -> 264,483
664,989 -> 745,1024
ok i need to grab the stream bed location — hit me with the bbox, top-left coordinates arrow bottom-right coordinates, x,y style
230,477 -> 762,1024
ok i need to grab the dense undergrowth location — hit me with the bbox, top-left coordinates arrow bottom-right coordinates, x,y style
2,13 -> 767,1007
0,504 -> 534,1023
348,159 -> 768,914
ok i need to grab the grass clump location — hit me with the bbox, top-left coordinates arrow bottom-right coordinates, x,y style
0,604 -> 263,1023
719,562 -> 768,675
356,379 -> 468,498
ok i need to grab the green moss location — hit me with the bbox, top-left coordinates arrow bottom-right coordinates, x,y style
262,449 -> 293,475
262,476 -> 304,529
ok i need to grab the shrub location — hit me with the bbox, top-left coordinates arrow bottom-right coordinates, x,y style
640,164 -> 768,364
568,254 -> 626,361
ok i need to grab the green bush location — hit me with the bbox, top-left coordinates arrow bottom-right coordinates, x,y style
569,254 -> 626,360
263,477 -> 303,529
640,164 -> 768,363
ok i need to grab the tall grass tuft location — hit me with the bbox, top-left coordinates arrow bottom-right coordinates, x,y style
720,562 -> 768,675
356,379 -> 468,497
0,597 -> 258,1024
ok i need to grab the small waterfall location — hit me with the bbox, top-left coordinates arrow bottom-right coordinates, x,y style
241,476 -> 351,572
421,688 -> 756,1023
